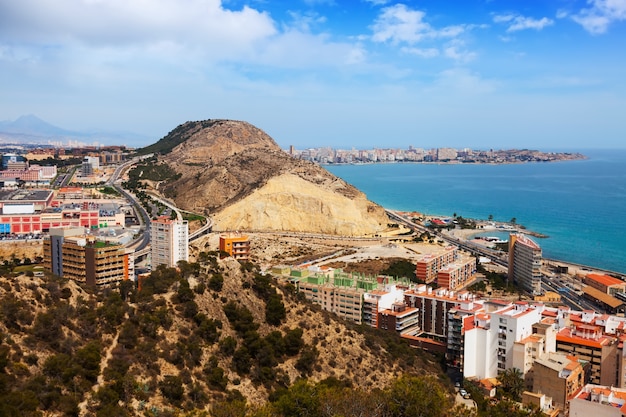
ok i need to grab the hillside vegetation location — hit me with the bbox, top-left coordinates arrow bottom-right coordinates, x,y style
0,252 -> 449,416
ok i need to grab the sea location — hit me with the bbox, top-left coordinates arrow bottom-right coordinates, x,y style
324,149 -> 626,276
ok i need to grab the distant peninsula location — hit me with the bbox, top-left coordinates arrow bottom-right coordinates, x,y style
287,146 -> 586,165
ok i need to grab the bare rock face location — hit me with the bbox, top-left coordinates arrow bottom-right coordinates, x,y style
157,119 -> 388,236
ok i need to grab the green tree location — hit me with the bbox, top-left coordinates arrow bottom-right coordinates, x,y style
265,293 -> 286,326
159,375 -> 184,406
497,368 -> 524,401
385,375 -> 452,417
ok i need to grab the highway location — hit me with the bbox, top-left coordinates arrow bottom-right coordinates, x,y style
108,155 -> 212,264
385,209 -> 607,312
108,158 -> 151,251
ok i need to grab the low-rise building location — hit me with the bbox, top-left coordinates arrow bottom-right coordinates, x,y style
583,273 -> 626,296
570,384 -> 626,417
528,352 -> 585,409
219,233 -> 250,261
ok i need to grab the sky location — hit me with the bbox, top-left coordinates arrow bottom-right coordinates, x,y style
0,0 -> 625,150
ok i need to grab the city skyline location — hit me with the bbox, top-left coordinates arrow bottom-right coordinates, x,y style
1,1 -> 625,150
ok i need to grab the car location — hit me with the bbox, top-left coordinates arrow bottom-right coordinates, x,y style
454,381 -> 461,388
463,393 -> 471,399
459,389 -> 468,397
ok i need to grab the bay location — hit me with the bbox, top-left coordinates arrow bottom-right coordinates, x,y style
324,149 -> 626,275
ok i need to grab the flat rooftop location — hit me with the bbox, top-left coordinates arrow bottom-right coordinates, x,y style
0,189 -> 53,203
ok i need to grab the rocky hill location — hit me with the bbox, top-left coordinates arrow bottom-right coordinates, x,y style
141,119 -> 389,236
0,252 -> 446,416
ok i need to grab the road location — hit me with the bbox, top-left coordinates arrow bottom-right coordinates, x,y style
386,209 -> 607,312
107,158 -> 151,251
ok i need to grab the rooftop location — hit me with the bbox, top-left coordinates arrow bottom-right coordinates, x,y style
586,273 -> 625,287
0,189 -> 53,203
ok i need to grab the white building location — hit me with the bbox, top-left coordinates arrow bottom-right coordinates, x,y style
463,301 -> 542,379
570,385 -> 626,417
150,216 -> 189,269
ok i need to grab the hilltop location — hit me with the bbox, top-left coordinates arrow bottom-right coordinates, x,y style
137,119 -> 390,236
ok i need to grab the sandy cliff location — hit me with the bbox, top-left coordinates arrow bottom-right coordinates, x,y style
154,119 -> 388,236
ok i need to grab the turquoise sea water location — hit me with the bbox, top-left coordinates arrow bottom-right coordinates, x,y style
325,149 -> 626,275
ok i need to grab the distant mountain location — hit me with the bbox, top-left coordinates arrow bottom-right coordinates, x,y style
0,114 -> 151,147
0,114 -> 81,136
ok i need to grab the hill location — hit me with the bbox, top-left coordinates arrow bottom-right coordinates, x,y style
135,119 -> 389,236
0,252 -> 447,416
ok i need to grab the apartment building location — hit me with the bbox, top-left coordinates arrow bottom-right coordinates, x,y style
570,384 -> 626,417
43,226 -> 132,285
378,302 -> 420,335
296,273 -> 372,324
403,285 -> 478,343
151,216 -> 189,268
415,246 -> 458,284
437,255 -> 477,290
219,233 -> 250,261
556,321 -> 619,386
508,233 -> 543,295
529,352 -> 585,409
463,301 -> 541,379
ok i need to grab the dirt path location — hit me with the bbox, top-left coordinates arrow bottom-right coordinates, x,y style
77,326 -> 122,415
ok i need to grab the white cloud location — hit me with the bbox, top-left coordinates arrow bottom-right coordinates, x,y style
0,0 -> 277,50
0,0 -> 374,72
444,46 -> 477,63
556,9 -> 570,19
493,13 -> 554,32
401,47 -> 439,58
371,4 -> 470,44
572,0 -> 626,34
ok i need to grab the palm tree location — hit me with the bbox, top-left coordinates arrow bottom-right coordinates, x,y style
497,368 -> 524,401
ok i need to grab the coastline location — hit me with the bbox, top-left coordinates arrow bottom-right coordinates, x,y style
412,212 -> 624,279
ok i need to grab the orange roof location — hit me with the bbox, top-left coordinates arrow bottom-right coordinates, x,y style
586,273 -> 624,287
557,327 -> 612,349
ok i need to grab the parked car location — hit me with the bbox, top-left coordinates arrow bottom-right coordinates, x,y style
459,389 -> 468,397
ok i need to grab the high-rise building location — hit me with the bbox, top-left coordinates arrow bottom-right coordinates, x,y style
508,233 -> 543,295
43,226 -> 132,285
150,216 -> 189,268
463,301 -> 541,379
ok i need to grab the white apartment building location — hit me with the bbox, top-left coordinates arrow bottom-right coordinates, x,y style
463,301 -> 542,379
150,216 -> 189,268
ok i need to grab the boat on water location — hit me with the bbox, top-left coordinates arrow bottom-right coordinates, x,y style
476,236 -> 509,244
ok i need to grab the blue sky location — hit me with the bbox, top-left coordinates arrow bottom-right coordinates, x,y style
0,0 -> 625,149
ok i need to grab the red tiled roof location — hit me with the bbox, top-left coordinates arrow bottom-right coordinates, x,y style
586,273 -> 624,287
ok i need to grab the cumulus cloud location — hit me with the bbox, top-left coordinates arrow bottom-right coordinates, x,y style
0,0 -> 277,49
371,4 -> 471,44
572,0 -> 626,34
0,0 -> 374,71
493,13 -> 554,32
